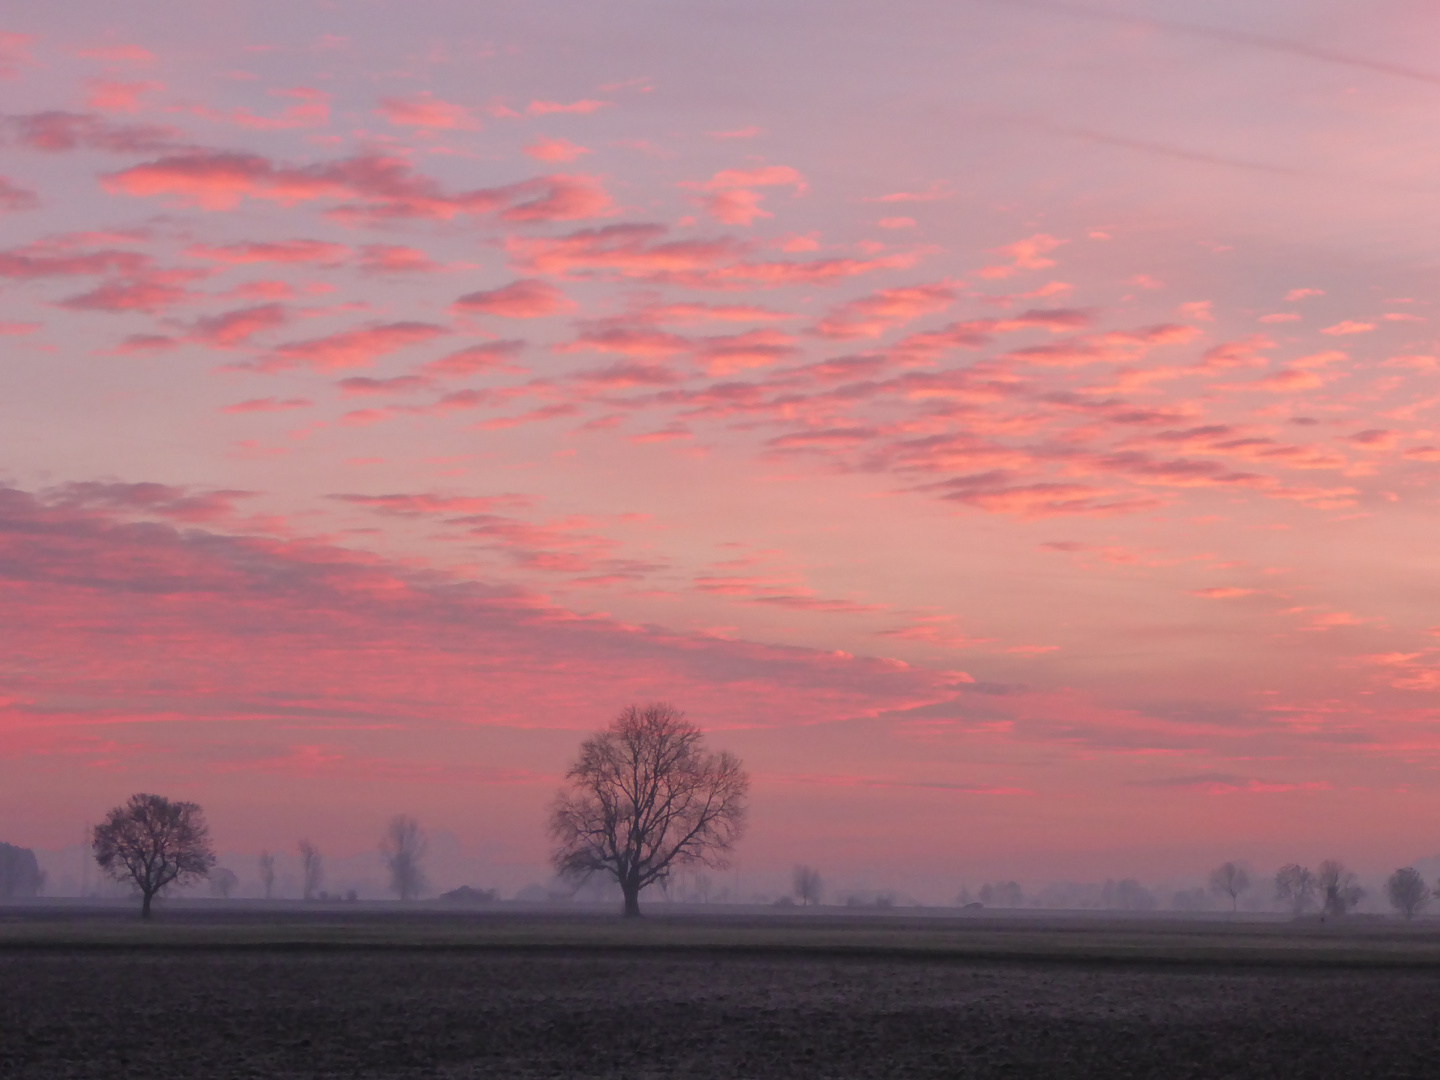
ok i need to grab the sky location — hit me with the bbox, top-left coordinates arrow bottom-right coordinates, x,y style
4,0 -> 1440,900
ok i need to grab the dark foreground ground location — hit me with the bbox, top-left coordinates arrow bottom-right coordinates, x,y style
4,911 -> 1440,1078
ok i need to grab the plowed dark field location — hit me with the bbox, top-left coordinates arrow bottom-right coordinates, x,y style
4,946 -> 1440,1079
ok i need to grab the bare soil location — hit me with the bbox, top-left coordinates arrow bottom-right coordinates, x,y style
4,940 -> 1440,1078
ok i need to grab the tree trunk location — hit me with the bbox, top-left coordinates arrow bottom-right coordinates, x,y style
622,879 -> 641,917
141,889 -> 153,919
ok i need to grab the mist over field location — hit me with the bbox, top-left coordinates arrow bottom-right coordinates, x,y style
6,0 -> 1440,931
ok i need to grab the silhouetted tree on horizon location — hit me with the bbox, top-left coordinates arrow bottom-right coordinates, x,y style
793,865 -> 823,906
0,842 -> 45,899
208,866 -> 238,899
549,702 -> 748,917
298,839 -> 323,901
258,851 -> 276,900
92,793 -> 215,918
1317,859 -> 1363,918
381,814 -> 428,900
1275,864 -> 1317,917
1385,867 -> 1430,920
1208,861 -> 1251,912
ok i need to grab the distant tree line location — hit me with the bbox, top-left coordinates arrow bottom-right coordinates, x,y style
84,794 -> 456,917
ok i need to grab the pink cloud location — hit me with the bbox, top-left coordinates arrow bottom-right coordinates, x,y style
191,303 -> 290,347
187,239 -> 350,265
73,43 -> 155,64
812,282 -> 959,339
4,111 -> 184,153
376,92 -> 479,130
1320,320 -> 1375,335
0,321 -> 41,335
1191,587 -> 1258,599
336,375 -> 432,396
454,279 -> 574,318
0,176 -> 39,212
221,397 -> 313,413
58,272 -> 201,314
105,151 -> 613,223
523,137 -> 590,163
685,164 -> 807,225
498,174 -> 614,222
878,217 -> 916,229
419,340 -> 525,378
260,321 -> 448,372
193,87 -> 330,131
356,244 -> 443,274
507,224 -> 745,280
44,481 -> 253,523
865,184 -> 950,203
0,32 -> 34,78
85,78 -> 163,113
526,99 -> 612,115
1286,288 -> 1324,301
560,326 -> 690,358
979,234 -> 1065,279
697,329 -> 797,374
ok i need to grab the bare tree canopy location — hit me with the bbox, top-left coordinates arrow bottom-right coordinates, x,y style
1208,862 -> 1251,912
258,851 -> 276,900
380,814 -> 428,901
793,865 -> 823,906
1317,859 -> 1364,918
1385,867 -> 1431,920
92,793 -> 215,918
1275,863 -> 1316,917
0,842 -> 46,899
297,839 -> 323,901
549,702 -> 749,917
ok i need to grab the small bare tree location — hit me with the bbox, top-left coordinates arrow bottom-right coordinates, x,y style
258,851 -> 276,900
1317,859 -> 1363,918
92,793 -> 215,918
297,839 -> 323,901
1385,867 -> 1430,920
208,867 -> 239,899
1275,863 -> 1316,917
793,865 -> 823,906
380,814 -> 428,901
549,702 -> 749,917
1208,862 -> 1251,912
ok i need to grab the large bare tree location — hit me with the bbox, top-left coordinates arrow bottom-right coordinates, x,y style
380,814 -> 428,900
258,851 -> 276,900
1208,861 -> 1251,912
1385,867 -> 1431,920
92,793 -> 215,918
549,702 -> 749,917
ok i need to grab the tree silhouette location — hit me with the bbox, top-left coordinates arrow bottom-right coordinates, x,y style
1317,859 -> 1364,918
1385,867 -> 1430,920
1208,862 -> 1251,912
1275,863 -> 1316,917
793,864 -> 823,906
549,702 -> 748,917
297,839 -> 323,901
258,851 -> 276,900
92,794 -> 215,918
380,814 -> 428,900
